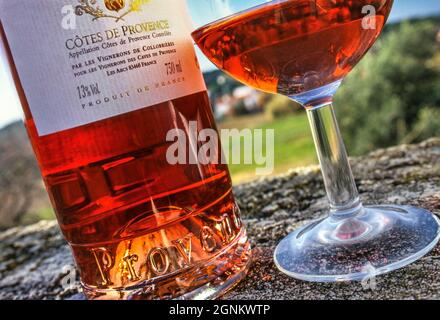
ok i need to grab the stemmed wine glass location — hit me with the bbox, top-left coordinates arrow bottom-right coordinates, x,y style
187,0 -> 440,282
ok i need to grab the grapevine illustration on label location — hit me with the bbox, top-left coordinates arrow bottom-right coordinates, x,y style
75,0 -> 151,22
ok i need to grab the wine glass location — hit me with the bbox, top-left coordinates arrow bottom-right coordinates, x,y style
187,0 -> 440,282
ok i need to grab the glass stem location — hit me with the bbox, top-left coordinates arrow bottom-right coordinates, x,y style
306,102 -> 363,218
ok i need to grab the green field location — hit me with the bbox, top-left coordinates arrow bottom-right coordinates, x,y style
218,112 -> 317,183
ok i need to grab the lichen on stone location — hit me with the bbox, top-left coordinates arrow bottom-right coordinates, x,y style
1,139 -> 439,300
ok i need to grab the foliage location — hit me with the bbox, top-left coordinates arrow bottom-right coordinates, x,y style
232,99 -> 250,116
335,19 -> 440,155
265,95 -> 300,120
203,71 -> 242,100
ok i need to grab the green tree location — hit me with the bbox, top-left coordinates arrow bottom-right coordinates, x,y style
335,20 -> 440,155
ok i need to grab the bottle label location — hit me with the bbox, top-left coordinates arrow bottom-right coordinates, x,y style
0,0 -> 206,136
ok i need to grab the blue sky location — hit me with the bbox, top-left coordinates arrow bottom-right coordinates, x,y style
1,0 -> 440,128
190,0 -> 440,71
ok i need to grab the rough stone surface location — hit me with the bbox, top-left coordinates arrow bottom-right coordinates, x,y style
1,139 -> 440,300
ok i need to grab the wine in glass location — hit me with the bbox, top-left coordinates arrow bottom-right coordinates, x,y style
189,0 -> 440,282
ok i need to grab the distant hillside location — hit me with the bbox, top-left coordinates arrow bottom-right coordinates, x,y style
0,122 -> 52,229
203,69 -> 242,99
385,15 -> 440,32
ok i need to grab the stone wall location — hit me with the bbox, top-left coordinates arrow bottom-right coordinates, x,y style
1,139 -> 439,300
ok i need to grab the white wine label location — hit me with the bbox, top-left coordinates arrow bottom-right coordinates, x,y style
0,0 -> 206,136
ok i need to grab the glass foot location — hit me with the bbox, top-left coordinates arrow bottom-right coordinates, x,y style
274,205 -> 440,282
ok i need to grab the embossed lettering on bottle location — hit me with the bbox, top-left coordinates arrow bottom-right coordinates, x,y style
89,209 -> 244,288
